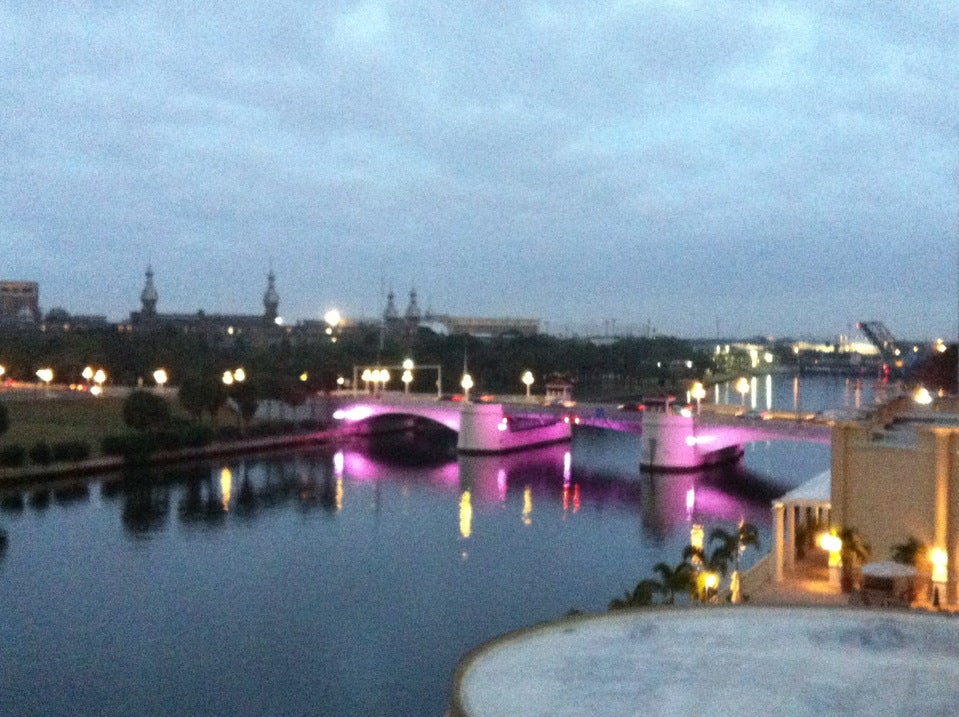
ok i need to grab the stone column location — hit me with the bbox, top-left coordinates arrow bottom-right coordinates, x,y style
785,504 -> 796,575
774,502 -> 785,583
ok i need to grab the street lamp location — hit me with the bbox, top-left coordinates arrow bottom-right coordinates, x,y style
521,370 -> 534,399
153,369 -> 168,390
402,369 -> 413,394
222,368 -> 245,386
36,367 -> 53,394
734,376 -> 750,406
461,373 -> 474,402
690,381 -> 706,415
91,368 -> 107,396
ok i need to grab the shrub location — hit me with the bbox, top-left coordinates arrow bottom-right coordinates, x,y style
29,442 -> 53,466
0,444 -> 27,468
51,441 -> 91,463
122,390 -> 172,432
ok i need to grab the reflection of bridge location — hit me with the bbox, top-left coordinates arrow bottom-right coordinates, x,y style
332,394 -> 832,470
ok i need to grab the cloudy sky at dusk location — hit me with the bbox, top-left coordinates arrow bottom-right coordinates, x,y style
3,1 -> 957,340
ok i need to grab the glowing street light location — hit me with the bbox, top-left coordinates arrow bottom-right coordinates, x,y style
914,386 -> 933,405
690,381 -> 706,415
36,367 -> 54,394
222,368 -> 245,386
153,369 -> 168,390
734,376 -> 750,405
91,368 -> 107,396
521,370 -> 534,399
461,373 -> 474,402
402,369 -> 413,394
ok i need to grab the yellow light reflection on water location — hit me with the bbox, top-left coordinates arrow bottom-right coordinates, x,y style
335,478 -> 343,512
522,486 -> 533,526
459,490 -> 473,538
219,467 -> 232,512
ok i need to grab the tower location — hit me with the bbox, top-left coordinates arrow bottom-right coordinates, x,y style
263,270 -> 279,323
140,265 -> 158,318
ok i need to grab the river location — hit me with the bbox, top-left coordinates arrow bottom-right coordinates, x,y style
0,374 -> 876,715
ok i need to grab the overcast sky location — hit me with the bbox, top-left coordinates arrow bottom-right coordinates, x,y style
3,1 -> 957,340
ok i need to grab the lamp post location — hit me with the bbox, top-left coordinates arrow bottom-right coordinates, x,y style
153,369 -> 168,392
521,370 -> 534,400
690,381 -> 706,415
402,369 -> 413,394
461,373 -> 474,402
92,368 -> 107,396
36,367 -> 54,396
734,376 -> 750,406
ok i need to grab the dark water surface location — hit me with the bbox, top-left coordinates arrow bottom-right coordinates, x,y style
0,375 -> 844,716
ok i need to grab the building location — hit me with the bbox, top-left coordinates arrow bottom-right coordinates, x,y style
382,287 -> 539,339
769,395 -> 959,606
0,281 -> 40,325
128,266 -> 287,346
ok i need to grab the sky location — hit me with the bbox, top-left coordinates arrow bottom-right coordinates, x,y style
2,1 -> 957,340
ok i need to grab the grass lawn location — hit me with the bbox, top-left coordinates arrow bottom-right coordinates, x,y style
2,395 -> 129,454
0,392 -> 233,458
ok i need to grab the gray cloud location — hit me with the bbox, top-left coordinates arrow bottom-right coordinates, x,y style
2,1 -> 957,338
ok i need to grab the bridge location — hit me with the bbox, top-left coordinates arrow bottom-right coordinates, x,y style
331,393 -> 832,469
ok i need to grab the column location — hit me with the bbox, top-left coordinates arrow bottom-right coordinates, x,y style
774,502 -> 785,583
785,505 -> 796,575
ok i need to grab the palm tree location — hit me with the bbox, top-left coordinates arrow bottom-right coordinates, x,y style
609,579 -> 661,610
839,527 -> 870,592
701,521 -> 760,603
652,560 -> 695,604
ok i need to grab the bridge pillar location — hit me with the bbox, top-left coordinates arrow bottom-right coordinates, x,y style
457,402 -> 571,454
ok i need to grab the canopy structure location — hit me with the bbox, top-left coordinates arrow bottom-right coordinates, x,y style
772,470 -> 832,582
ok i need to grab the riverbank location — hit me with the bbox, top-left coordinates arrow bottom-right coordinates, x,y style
0,425 -> 352,487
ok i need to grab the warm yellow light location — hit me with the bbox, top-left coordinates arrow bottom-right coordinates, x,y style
459,490 -> 473,539
522,486 -> 533,526
300,371 -> 308,382
220,467 -> 232,512
361,369 -> 372,383
222,371 -> 234,385
92,368 -> 106,385
153,368 -> 168,386
90,385 -> 102,396
734,377 -> 750,395
461,373 -> 474,391
233,368 -> 245,383
36,368 -> 53,384
764,352 -> 774,363
818,532 -> 843,567
704,572 -> 719,590
521,370 -> 534,387
402,369 -> 413,384
690,523 -> 704,551
690,381 -> 706,400
931,547 -> 948,583
81,366 -> 93,381
914,387 -> 933,405
402,358 -> 415,370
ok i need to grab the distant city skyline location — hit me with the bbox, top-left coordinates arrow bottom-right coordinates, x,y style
3,3 -> 957,340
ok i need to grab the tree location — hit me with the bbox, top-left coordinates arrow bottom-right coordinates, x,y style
609,579 -> 661,610
229,380 -> 259,433
178,374 -> 227,423
839,527 -> 871,592
652,560 -> 695,604
122,390 -> 171,432
891,536 -> 924,566
707,522 -> 760,603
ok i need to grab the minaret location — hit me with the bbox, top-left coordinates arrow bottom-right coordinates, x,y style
263,270 -> 279,323
383,289 -> 399,323
404,287 -> 421,325
140,265 -> 158,318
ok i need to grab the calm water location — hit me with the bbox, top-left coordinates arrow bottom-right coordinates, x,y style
0,374 -> 845,716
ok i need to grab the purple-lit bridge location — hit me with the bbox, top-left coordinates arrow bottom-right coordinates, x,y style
331,394 -> 832,469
